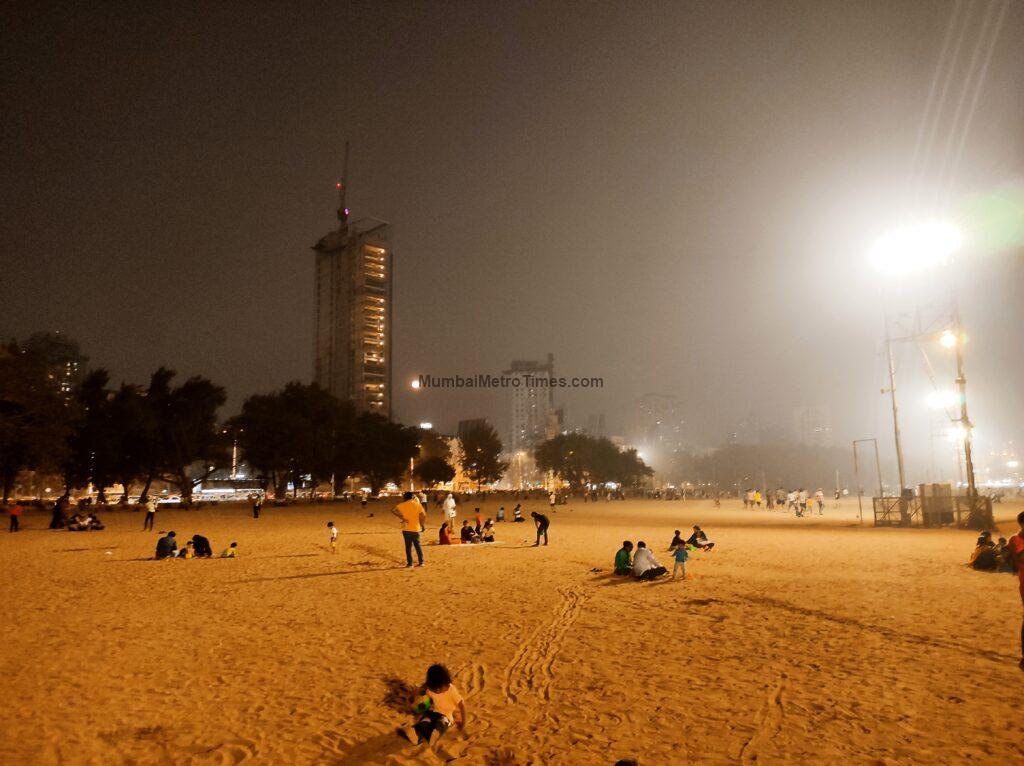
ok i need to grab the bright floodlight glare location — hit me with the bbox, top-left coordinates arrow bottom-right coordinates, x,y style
410,378 -> 421,390
419,421 -> 432,429
870,221 -> 963,276
925,390 -> 959,409
939,330 -> 957,348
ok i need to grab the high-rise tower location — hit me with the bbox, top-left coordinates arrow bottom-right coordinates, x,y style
311,146 -> 393,416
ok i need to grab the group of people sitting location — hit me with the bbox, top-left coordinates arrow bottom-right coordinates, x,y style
439,514 -> 497,545
969,530 -> 1017,572
155,530 -> 237,560
613,525 -> 715,582
66,511 -> 105,532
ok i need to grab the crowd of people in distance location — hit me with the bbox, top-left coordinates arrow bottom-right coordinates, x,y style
742,487 -> 828,516
969,529 -> 1018,573
613,525 -> 715,582
154,531 -> 236,560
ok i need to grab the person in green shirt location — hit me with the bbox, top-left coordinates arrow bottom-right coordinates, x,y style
614,541 -> 634,575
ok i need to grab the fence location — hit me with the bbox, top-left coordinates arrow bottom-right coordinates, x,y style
872,494 -> 993,528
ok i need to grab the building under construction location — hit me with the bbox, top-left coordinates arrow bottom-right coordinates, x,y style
311,157 -> 393,417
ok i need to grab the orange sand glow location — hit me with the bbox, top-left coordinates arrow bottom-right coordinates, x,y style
1,498 -> 1022,764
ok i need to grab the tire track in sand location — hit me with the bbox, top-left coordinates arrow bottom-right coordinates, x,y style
737,679 -> 785,764
503,585 -> 587,704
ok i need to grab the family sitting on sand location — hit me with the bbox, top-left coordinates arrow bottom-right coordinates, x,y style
614,525 -> 715,581
155,531 -> 234,559
438,519 -> 497,545
969,530 -> 1016,573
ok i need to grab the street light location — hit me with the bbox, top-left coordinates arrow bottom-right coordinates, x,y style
872,219 -> 963,494
870,220 -> 963,275
939,329 -> 958,348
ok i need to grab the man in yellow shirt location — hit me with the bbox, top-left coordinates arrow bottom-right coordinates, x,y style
392,491 -> 427,568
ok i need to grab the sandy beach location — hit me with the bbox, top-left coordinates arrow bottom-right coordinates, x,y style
1,497 -> 1022,765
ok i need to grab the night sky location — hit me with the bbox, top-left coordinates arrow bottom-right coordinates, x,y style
3,1 -> 1023,477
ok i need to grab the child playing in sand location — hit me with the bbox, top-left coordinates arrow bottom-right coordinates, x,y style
327,521 -> 338,553
400,664 -> 466,747
220,542 -> 238,558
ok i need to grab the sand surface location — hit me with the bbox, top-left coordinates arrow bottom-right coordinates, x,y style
1,497 -> 1023,765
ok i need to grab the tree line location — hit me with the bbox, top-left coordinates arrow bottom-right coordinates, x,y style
1,332 -> 654,503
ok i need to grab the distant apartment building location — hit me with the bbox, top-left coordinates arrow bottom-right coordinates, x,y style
505,353 -> 556,453
311,179 -> 392,416
792,405 -> 833,448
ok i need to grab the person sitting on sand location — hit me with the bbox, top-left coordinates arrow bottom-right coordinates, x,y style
191,534 -> 213,558
460,520 -> 480,544
85,512 -> 104,530
669,530 -> 684,550
996,537 -> 1015,573
155,531 -> 177,559
969,531 -> 998,571
400,663 -> 466,748
512,504 -> 525,522
481,519 -> 495,543
686,525 -> 715,550
439,522 -> 453,545
632,541 -> 667,581
614,541 -> 634,575
179,540 -> 195,559
220,542 -> 238,558
67,513 -> 89,532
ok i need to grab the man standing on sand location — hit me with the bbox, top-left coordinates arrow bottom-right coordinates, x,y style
8,502 -> 23,532
251,493 -> 262,519
1005,511 -> 1024,671
392,491 -> 426,568
143,496 -> 158,531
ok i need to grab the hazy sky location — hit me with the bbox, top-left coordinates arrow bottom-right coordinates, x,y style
3,1 -> 1022,482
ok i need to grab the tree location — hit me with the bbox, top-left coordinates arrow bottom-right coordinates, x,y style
459,420 -> 508,490
0,343 -> 72,501
534,433 -> 652,491
534,433 -> 591,491
232,383 -> 357,499
62,369 -> 115,500
353,413 -> 420,494
414,455 -> 456,488
108,383 -> 159,503
154,370 -> 228,503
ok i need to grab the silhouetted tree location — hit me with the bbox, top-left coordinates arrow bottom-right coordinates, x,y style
0,342 -> 72,501
155,370 -> 227,503
414,455 -> 456,488
353,413 -> 420,494
459,420 -> 508,490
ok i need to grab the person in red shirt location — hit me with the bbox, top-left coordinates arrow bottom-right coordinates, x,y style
1006,511 -> 1024,671
8,502 -> 23,533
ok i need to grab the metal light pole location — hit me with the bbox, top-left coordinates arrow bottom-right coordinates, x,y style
883,321 -> 907,494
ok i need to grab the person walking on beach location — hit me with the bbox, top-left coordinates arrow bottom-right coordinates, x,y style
327,521 -> 338,553
548,491 -> 556,512
531,511 -> 550,546
143,495 -> 158,531
251,493 -> 262,519
8,502 -> 23,532
392,491 -> 426,568
1006,511 -> 1024,671
443,493 -> 457,530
